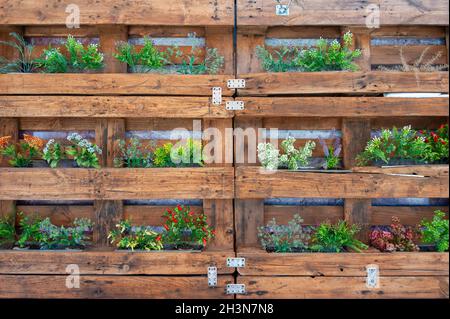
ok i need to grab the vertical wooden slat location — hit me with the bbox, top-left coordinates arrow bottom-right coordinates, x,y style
98,25 -> 128,73
107,119 -> 125,168
344,199 -> 371,243
237,27 -> 267,74
235,199 -> 264,249
0,26 -> 23,60
93,200 -> 123,248
343,27 -> 372,72
95,119 -> 108,167
205,26 -> 234,75
234,117 -> 263,166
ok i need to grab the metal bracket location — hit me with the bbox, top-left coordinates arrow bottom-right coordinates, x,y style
212,87 -> 222,105
227,257 -> 246,268
226,101 -> 245,111
366,264 -> 379,289
276,4 -> 289,15
227,79 -> 246,89
226,284 -> 246,295
208,267 -> 218,287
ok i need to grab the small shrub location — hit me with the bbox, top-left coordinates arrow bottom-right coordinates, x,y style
258,214 -> 311,252
108,220 -> 163,251
319,131 -> 342,169
65,133 -> 102,168
114,38 -> 168,72
419,124 -> 449,163
37,47 -> 68,73
370,216 -> 419,252
113,138 -> 154,168
0,134 -> 45,167
177,47 -> 224,75
420,210 -> 449,252
311,220 -> 368,252
153,139 -> 203,168
0,32 -> 39,73
65,35 -> 104,71
256,46 -> 298,72
43,139 -> 65,168
17,213 -> 42,248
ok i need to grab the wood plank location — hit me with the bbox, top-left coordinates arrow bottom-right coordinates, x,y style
237,72 -> 449,96
93,200 -> 123,249
371,206 -> 449,225
203,199 -> 234,250
237,250 -> 449,277
235,199 -> 264,249
24,26 -> 98,37
353,165 -> 450,177
235,167 -> 449,199
0,96 -> 233,118
237,27 -> 266,74
0,0 -> 234,26
205,26 -> 234,75
0,275 -> 233,299
0,118 -> 18,220
371,26 -> 447,37
237,97 -> 449,117
345,199 -> 371,242
238,276 -> 449,299
372,45 -> 448,65
124,205 -> 203,226
342,118 -> 371,169
0,74 -> 234,96
98,25 -> 128,73
0,26 -> 22,60
0,168 -> 235,200
129,26 -> 206,37
17,205 -> 94,226
264,206 -> 343,225
237,0 -> 449,26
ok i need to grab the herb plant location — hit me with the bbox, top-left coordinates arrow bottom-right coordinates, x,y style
114,38 -> 168,72
258,214 -> 311,253
37,47 -> 68,73
65,35 -> 104,71
17,213 -> 42,248
319,132 -> 342,169
419,124 -> 449,163
178,47 -> 224,75
153,139 -> 203,168
65,133 -> 102,168
0,215 -> 15,248
369,217 -> 419,252
43,139 -> 65,168
256,46 -> 298,72
0,134 -> 44,167
420,210 -> 449,252
311,220 -> 368,252
113,138 -> 154,168
0,32 -> 39,73
108,220 -> 163,251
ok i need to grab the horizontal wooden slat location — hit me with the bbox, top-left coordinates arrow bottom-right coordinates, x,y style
17,205 -> 93,225
353,165 -> 449,177
129,26 -> 206,37
0,251 -> 232,275
24,26 -> 99,37
0,168 -> 235,200
238,97 -> 449,117
0,275 -> 233,299
0,0 -> 234,26
237,250 -> 449,276
236,166 -> 449,199
124,205 -> 203,225
238,72 -> 449,95
237,276 -> 449,299
371,45 -> 448,65
0,96 -> 233,118
371,26 -> 447,37
264,206 -> 343,225
0,74 -> 234,96
371,206 -> 449,225
237,0 -> 449,26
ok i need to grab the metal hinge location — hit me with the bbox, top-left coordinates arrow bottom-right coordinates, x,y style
226,101 -> 245,111
366,264 -> 379,289
226,284 -> 246,295
208,267 -> 218,287
227,257 -> 246,268
212,87 -> 222,105
227,79 -> 246,89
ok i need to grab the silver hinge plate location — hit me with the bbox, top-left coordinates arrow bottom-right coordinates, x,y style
366,264 -> 379,289
212,87 -> 222,105
276,4 -> 290,16
227,79 -> 246,89
226,101 -> 244,111
227,257 -> 246,268
226,284 -> 246,295
208,267 -> 218,287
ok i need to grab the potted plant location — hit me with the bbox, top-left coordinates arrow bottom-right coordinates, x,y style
419,210 -> 449,252
369,216 -> 419,252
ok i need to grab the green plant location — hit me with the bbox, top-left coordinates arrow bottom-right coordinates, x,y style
419,124 -> 449,163
319,132 -> 342,169
114,38 -> 168,72
0,32 -> 39,73
153,139 -> 203,168
153,143 -> 175,167
0,215 -> 15,248
65,133 -> 102,168
356,126 -> 429,166
162,205 -> 215,248
0,134 -> 44,167
108,220 -> 163,251
256,46 -> 298,72
258,214 -> 311,252
37,47 -> 68,73
293,32 -> 362,71
420,210 -> 449,252
43,139 -> 65,168
113,138 -> 153,168
370,216 -> 419,252
17,213 -> 43,248
311,220 -> 368,252
177,47 -> 224,75
65,35 -> 104,71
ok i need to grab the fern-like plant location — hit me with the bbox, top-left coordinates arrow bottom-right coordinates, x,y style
0,32 -> 39,73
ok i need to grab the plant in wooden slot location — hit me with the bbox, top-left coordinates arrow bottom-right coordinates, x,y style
16,213 -> 42,248
153,139 -> 204,168
37,47 -> 68,73
258,214 -> 312,253
162,205 -> 215,249
319,131 -> 342,170
0,134 -> 44,167
369,216 -> 419,252
0,32 -> 39,73
255,46 -> 298,72
419,124 -> 449,163
257,142 -> 279,170
177,47 -> 224,75
43,139 -> 65,168
108,220 -> 163,251
0,215 -> 16,249
420,210 -> 449,252
65,133 -> 102,168
311,220 -> 368,253
113,138 -> 154,168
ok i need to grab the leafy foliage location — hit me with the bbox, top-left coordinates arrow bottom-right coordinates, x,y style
37,47 -> 68,73
255,46 -> 298,72
0,215 -> 15,248
370,217 -> 419,252
419,124 -> 449,163
319,131 -> 342,169
153,139 -> 204,168
258,214 -> 311,252
177,47 -> 224,75
43,139 -> 65,168
311,220 -> 368,252
65,35 -> 104,71
108,220 -> 163,251
65,133 -> 102,168
114,138 -> 154,168
420,210 -> 449,252
0,32 -> 39,73
0,134 -> 44,167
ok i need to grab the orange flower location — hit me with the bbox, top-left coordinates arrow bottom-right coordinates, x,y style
0,136 -> 12,148
23,134 -> 45,149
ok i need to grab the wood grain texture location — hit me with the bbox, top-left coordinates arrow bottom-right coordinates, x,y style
237,0 -> 449,26
342,118 -> 371,169
98,25 -> 128,73
353,165 -> 450,177
0,168 -> 235,200
0,275 -> 234,299
237,97 -> 449,117
235,199 -> 264,249
235,166 -> 449,199
0,0 -> 234,26
0,74 -> 234,96
0,251 -> 233,275
93,200 -> 123,248
238,276 -> 449,299
237,72 -> 449,96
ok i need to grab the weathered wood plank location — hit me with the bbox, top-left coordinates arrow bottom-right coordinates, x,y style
0,74 -> 234,96
0,275 -> 234,299
0,96 -> 233,118
0,168 -> 235,200
265,206 -> 343,225
0,251 -> 233,275
371,206 -> 449,225
235,199 -> 264,249
0,0 -> 234,26
237,72 -> 449,95
237,0 -> 449,26
353,165 -> 450,177
238,276 -> 449,299
235,167 -> 449,199
237,97 -> 449,117
237,250 -> 449,277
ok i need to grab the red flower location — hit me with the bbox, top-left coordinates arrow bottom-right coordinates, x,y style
172,218 -> 178,223
441,140 -> 447,145
189,211 -> 194,217
434,135 -> 439,142
156,235 -> 162,241
203,238 -> 207,246
177,205 -> 182,211
164,224 -> 169,231
439,124 -> 446,129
